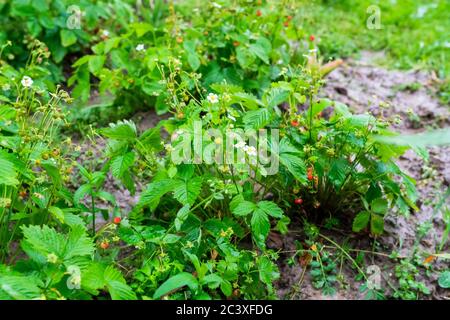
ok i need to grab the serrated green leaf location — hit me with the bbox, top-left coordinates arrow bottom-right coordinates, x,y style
236,46 -> 255,68
96,191 -> 116,205
370,214 -> 384,235
138,179 -> 175,211
251,208 -> 270,249
153,272 -> 198,299
104,265 -> 136,300
328,158 -> 349,187
201,274 -> 222,289
111,152 -> 135,179
257,201 -> 283,218
371,198 -> 388,215
60,29 -> 77,47
243,108 -> 271,130
41,162 -> 62,188
0,155 -> 19,186
21,225 -> 65,259
220,280 -> 232,297
264,87 -> 289,110
48,206 -> 65,224
74,184 -> 92,205
308,98 -> 332,118
88,55 -> 106,75
187,53 -> 200,71
175,204 -> 190,231
249,37 -> 271,64
101,120 -> 137,141
276,138 -> 306,182
63,211 -> 85,228
232,201 -> 256,216
173,177 -> 202,206
258,256 -> 279,285
0,273 -> 42,300
352,211 -> 370,232
276,216 -> 290,234
64,225 -> 95,260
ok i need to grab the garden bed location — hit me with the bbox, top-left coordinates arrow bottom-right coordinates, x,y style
1,0 -> 449,301
80,54 -> 450,300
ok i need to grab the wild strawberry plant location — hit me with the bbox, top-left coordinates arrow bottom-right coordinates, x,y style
94,67 -> 419,298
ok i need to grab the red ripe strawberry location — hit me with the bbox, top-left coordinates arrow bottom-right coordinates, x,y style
307,173 -> 313,181
233,41 -> 240,47
100,241 -> 109,249
309,35 -> 315,41
294,198 -> 303,205
291,120 -> 299,127
256,10 -> 262,17
283,21 -> 289,27
287,15 -> 293,21
113,216 -> 122,224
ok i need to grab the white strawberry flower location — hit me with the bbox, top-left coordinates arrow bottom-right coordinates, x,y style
246,146 -> 257,157
21,76 -> 33,88
206,93 -> 219,104
67,274 -> 81,289
136,44 -> 145,52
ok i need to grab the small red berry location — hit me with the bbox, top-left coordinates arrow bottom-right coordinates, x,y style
283,21 -> 289,27
100,241 -> 109,249
294,198 -> 303,205
309,35 -> 315,42
256,10 -> 262,17
233,41 -> 240,47
307,174 -> 313,181
287,15 -> 293,21
291,120 -> 299,127
113,217 -> 122,224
